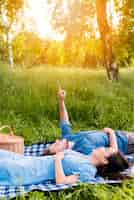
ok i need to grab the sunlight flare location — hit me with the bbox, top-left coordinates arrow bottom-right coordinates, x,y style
26,0 -> 64,40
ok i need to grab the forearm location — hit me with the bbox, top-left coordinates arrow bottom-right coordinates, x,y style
55,158 -> 78,184
104,128 -> 118,152
59,99 -> 69,123
109,131 -> 118,152
55,158 -> 67,184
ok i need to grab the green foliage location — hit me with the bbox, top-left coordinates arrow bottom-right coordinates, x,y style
0,0 -> 133,69
13,180 -> 134,200
114,0 -> 134,67
0,0 -> 25,67
13,32 -> 48,66
0,0 -> 133,70
12,32 -> 104,68
45,41 -> 65,65
0,35 -> 7,61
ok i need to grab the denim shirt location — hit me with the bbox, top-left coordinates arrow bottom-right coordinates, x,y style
60,121 -> 128,154
0,149 -> 97,186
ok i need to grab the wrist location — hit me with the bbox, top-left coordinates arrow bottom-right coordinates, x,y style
109,130 -> 115,134
59,98 -> 64,102
55,157 -> 62,162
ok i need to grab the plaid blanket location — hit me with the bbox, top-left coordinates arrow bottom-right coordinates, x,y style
0,143 -> 133,199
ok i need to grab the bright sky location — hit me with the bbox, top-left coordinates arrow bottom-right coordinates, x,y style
25,0 -> 64,40
25,0 -> 120,41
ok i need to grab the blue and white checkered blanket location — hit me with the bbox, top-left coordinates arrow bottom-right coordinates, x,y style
0,143 -> 133,199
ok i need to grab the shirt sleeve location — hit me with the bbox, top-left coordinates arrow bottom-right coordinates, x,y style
60,121 -> 72,138
78,164 -> 97,183
63,151 -> 97,183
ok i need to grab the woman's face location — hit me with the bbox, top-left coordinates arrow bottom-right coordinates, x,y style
92,147 -> 116,166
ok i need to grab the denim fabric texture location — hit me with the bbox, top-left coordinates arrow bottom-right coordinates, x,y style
60,121 -> 128,154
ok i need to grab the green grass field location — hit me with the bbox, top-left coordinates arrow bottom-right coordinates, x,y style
1,63 -> 134,199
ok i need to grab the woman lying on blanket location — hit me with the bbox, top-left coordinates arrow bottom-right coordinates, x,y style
0,132 -> 130,186
44,89 -> 134,156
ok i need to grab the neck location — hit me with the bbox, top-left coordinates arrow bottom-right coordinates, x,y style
88,155 -> 98,166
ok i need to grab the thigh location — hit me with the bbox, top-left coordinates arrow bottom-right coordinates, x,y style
124,131 -> 134,145
123,131 -> 134,154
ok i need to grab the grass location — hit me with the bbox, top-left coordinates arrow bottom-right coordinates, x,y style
0,63 -> 134,199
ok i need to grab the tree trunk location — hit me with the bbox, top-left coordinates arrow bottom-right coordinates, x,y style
6,31 -> 14,69
96,0 -> 119,81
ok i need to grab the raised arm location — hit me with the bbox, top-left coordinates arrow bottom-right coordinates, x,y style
58,89 -> 69,123
55,152 -> 79,184
103,128 -> 118,152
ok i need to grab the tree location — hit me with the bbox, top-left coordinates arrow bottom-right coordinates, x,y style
114,0 -> 134,67
13,31 -> 49,66
0,0 -> 24,68
96,0 -> 119,80
51,0 -> 95,38
50,0 -> 96,65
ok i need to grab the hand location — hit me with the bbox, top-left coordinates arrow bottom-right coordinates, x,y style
58,89 -> 66,101
55,151 -> 64,160
103,127 -> 114,134
66,174 -> 80,184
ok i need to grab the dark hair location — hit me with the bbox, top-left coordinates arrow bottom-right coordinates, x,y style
97,151 -> 131,180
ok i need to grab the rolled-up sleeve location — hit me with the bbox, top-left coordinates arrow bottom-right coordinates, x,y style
70,164 -> 97,183
79,165 -> 97,183
60,121 -> 72,138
